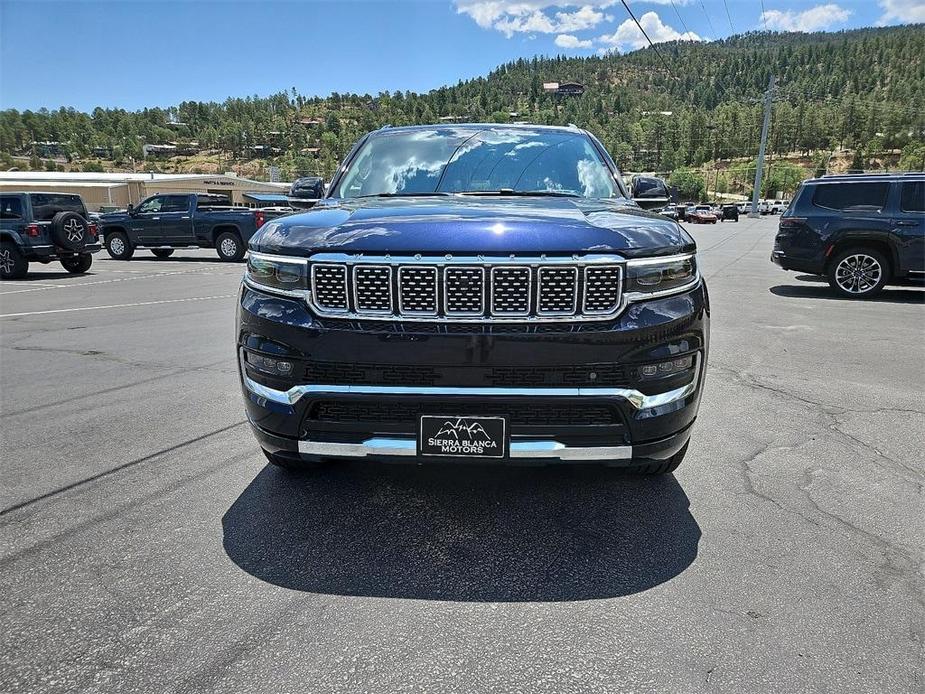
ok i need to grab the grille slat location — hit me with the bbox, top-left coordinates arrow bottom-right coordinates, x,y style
310,400 -> 620,427
398,266 -> 439,315
491,266 -> 532,315
310,257 -> 623,321
353,266 -> 392,313
583,266 -> 622,314
537,267 -> 578,315
303,362 -> 631,388
444,267 -> 485,316
311,265 -> 349,311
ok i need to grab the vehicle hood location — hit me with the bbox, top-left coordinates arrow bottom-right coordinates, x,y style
99,210 -> 131,222
251,197 -> 693,259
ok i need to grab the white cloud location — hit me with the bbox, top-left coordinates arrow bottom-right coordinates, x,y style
555,33 -> 594,48
554,5 -> 606,32
596,11 -> 701,52
877,0 -> 925,24
455,1 -> 616,37
760,3 -> 852,32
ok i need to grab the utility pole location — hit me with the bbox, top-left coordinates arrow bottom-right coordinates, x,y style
749,75 -> 776,218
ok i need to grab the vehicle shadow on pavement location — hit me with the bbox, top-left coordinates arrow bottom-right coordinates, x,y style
770,284 -> 925,304
222,463 -> 700,601
117,257 -> 236,264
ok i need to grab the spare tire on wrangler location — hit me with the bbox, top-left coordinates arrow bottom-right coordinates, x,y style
51,211 -> 90,252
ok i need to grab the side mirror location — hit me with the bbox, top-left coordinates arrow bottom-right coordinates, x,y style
127,203 -> 135,215
631,176 -> 670,211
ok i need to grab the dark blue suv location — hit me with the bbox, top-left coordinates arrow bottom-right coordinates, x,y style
237,124 -> 709,475
1,192 -> 101,280
772,173 -> 924,298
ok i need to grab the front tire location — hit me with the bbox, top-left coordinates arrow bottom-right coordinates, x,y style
215,231 -> 245,262
0,241 -> 28,280
106,232 -> 134,260
151,249 -> 174,259
627,441 -> 689,475
61,254 -> 93,274
827,247 -> 889,299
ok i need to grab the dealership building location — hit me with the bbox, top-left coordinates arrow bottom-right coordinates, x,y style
0,171 -> 291,211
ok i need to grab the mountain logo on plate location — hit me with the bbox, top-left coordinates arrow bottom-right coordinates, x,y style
419,416 -> 506,457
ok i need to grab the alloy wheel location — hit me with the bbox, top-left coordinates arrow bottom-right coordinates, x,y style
220,237 -> 238,257
110,237 -> 125,255
834,253 -> 882,294
0,249 -> 13,274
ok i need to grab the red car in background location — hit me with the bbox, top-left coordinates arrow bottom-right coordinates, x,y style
686,205 -> 718,224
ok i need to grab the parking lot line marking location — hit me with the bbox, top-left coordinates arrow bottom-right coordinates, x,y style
0,294 -> 235,318
0,267 -> 241,295
0,282 -> 60,291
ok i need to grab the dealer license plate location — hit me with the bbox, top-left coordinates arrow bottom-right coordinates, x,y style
418,415 -> 507,459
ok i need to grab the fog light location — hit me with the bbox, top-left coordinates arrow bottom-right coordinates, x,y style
247,352 -> 294,376
639,354 -> 695,380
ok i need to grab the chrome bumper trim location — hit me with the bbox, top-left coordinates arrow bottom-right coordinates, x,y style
296,436 -> 632,460
241,351 -> 700,412
242,372 -> 698,411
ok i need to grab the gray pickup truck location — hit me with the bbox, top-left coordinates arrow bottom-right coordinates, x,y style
99,193 -> 269,261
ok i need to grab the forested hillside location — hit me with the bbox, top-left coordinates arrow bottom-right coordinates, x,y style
1,24 -> 922,185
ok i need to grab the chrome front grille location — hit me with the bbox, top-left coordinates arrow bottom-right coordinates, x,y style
308,255 -> 624,322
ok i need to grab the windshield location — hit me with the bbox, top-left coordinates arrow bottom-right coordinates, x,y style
332,127 -> 621,199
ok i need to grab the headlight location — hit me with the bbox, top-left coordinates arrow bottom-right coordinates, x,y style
245,252 -> 308,294
625,254 -> 698,297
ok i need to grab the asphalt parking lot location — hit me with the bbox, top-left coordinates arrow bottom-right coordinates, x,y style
1,215 -> 922,693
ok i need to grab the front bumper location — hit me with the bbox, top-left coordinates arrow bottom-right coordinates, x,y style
237,281 -> 709,465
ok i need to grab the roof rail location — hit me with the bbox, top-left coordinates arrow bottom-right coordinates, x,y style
820,171 -> 916,178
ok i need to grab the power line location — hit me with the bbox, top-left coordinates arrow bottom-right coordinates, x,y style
668,0 -> 693,38
697,0 -> 718,38
721,0 -> 736,34
618,0 -> 675,78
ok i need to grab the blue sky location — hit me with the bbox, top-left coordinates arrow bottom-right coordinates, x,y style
1,0 -> 921,111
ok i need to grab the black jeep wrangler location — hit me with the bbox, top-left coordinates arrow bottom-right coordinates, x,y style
0,192 -> 101,280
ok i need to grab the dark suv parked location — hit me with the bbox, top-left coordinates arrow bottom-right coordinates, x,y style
772,173 -> 924,298
237,124 -> 709,474
0,192 -> 101,280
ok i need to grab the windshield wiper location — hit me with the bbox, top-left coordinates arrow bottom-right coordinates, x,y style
357,192 -> 453,198
458,189 -> 581,198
